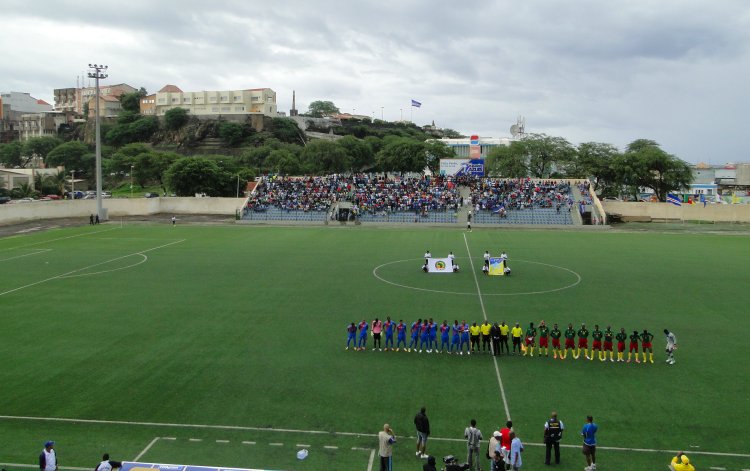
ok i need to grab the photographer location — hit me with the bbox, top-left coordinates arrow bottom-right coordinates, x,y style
378,423 -> 396,471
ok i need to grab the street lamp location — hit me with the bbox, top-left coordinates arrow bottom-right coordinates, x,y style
70,170 -> 76,199
236,174 -> 241,199
130,165 -> 134,198
88,63 -> 108,220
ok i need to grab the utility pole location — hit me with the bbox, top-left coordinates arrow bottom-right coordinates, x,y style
71,170 -> 75,198
88,63 -> 108,220
130,165 -> 134,198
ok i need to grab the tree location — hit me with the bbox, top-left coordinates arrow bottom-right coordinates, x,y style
264,149 -> 301,175
269,117 -> 304,144
571,142 -> 621,193
338,135 -> 375,171
522,133 -> 576,178
164,157 -> 233,196
119,92 -> 142,114
618,140 -> 693,201
0,141 -> 23,167
485,142 -> 528,178
218,121 -> 245,146
440,128 -> 464,138
164,107 -> 190,130
306,100 -> 339,118
46,141 -> 94,176
424,140 -> 455,175
376,137 -> 427,173
300,140 -> 351,174
23,137 -> 62,167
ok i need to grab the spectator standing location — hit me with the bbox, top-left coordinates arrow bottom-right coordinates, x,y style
543,411 -> 564,465
95,454 -> 122,471
487,431 -> 501,471
499,421 -> 513,468
89,214 -> 94,225
423,455 -> 438,471
509,432 -> 524,470
464,419 -> 484,471
39,441 -> 57,471
581,415 -> 598,471
414,406 -> 430,459
378,423 -> 396,471
467,210 -> 472,231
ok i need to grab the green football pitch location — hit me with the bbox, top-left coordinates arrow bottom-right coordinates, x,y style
1,223 -> 749,471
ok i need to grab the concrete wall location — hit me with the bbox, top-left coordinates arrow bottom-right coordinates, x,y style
0,197 -> 244,225
603,202 -> 750,223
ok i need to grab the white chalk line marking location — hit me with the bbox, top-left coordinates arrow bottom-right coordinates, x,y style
162,437 -> 176,440
242,441 -> 256,445
1,415 -> 747,458
463,233 -> 511,422
58,253 -> 148,278
366,449 -> 375,471
133,437 -> 159,461
189,438 -> 202,442
0,239 -> 185,297
296,444 -> 311,447
216,439 -> 229,443
0,248 -> 52,262
0,227 -> 117,252
373,257 -> 581,296
324,445 -> 338,449
269,442 -> 283,446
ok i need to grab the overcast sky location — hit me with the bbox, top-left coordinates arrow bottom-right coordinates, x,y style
2,0 -> 749,163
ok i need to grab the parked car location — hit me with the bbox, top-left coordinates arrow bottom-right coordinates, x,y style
68,191 -> 84,199
0,196 -> 11,204
144,192 -> 159,198
45,194 -> 61,200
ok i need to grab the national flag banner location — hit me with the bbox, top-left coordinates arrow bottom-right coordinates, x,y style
666,194 -> 682,206
427,257 -> 453,274
411,99 -> 421,108
488,257 -> 505,276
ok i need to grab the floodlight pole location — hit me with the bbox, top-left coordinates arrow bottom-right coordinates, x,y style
71,170 -> 75,198
236,174 -> 240,199
88,63 -> 108,220
130,165 -> 134,198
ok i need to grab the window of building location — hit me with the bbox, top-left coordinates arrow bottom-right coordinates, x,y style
221,106 -> 230,112
171,98 -> 179,103
220,96 -> 228,102
251,97 -> 259,102
234,95 -> 242,102
211,107 -> 219,112
210,96 -> 217,102
183,98 -> 190,103
158,98 -> 166,104
235,106 -> 245,112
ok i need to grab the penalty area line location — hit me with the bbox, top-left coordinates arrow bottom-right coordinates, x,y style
0,227 -> 118,252
133,437 -> 160,462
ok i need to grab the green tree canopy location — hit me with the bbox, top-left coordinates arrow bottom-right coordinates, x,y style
23,137 -> 62,167
0,141 -> 23,167
617,140 -> 693,201
164,157 -> 233,196
300,139 -> 351,174
218,121 -> 246,147
570,142 -> 621,193
46,141 -> 94,176
522,133 -> 576,178
164,107 -> 190,130
306,100 -> 339,118
265,149 -> 301,175
119,92 -> 143,114
424,140 -> 455,175
338,135 -> 375,171
376,137 -> 427,173
485,142 -> 528,178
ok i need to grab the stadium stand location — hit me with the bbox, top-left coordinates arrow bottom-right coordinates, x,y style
470,178 -> 574,225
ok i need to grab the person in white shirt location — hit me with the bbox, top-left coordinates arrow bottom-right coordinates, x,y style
500,251 -> 508,261
464,419 -> 483,471
39,441 -> 57,471
664,329 -> 678,364
95,454 -> 122,471
483,251 -> 491,268
510,432 -> 524,470
424,250 -> 432,259
448,252 -> 455,261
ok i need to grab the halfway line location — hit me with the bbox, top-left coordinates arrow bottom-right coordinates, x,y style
463,232 -> 512,421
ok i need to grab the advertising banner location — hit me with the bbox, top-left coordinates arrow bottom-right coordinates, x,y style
439,159 -> 485,177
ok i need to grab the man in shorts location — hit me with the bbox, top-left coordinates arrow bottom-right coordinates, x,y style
591,325 -> 603,361
581,415 -> 598,471
550,323 -> 562,359
641,329 -> 655,364
414,407 -> 430,459
523,322 -> 537,357
603,326 -> 615,362
615,328 -> 627,362
575,323 -> 590,360
538,320 -> 550,357
562,323 -> 576,360
395,320 -> 407,351
627,330 -> 641,363
664,328 -> 678,365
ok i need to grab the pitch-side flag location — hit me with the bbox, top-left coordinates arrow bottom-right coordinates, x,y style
488,257 -> 505,276
667,194 -> 682,206
427,257 -> 453,274
411,99 -> 421,108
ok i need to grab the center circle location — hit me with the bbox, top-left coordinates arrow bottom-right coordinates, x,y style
372,258 -> 582,296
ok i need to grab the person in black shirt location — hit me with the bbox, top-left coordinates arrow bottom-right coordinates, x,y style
544,411 -> 564,465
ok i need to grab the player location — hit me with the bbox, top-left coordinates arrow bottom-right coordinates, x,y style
460,320 -> 471,355
523,322 -> 537,357
357,319 -> 369,351
603,326 -> 615,362
346,322 -> 357,350
422,260 -> 428,273
480,320 -> 492,353
615,328 -> 627,362
467,211 -> 472,231
408,318 -> 422,352
511,322 -> 523,355
451,320 -> 461,354
453,263 -> 460,273
448,251 -> 455,261
538,320 -> 550,357
424,250 -> 432,259
562,323 -> 576,360
383,316 -> 395,351
627,330 -> 641,363
371,318 -> 383,351
429,318 -> 438,353
500,251 -> 508,261
641,329 -> 655,364
469,322 -> 481,353
664,329 -> 677,365
575,323 -> 590,360
481,264 -> 489,275
440,321 -> 450,353
550,323 -> 562,359
419,320 -> 430,353
395,319 -> 407,351
483,250 -> 490,268
591,325 -> 603,361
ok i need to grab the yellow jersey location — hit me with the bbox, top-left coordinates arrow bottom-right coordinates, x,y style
499,324 -> 510,335
469,325 -> 481,336
481,323 -> 491,335
511,326 -> 523,338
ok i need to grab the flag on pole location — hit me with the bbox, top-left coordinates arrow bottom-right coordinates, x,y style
667,194 -> 682,206
411,99 -> 421,108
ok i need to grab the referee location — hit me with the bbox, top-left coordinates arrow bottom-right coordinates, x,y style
544,411 -> 564,465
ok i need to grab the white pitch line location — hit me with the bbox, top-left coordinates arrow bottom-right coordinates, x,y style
0,227 -> 117,252
0,248 -> 51,262
133,437 -> 160,461
366,449 -> 375,471
463,232 -> 512,421
216,440 -> 229,443
351,447 -> 370,451
296,444 -> 311,447
2,415 -> 748,458
242,441 -> 256,445
269,442 -> 283,446
710,467 -> 726,470
0,239 -> 185,297
162,437 -> 176,440
189,438 -> 203,442
324,445 -> 338,449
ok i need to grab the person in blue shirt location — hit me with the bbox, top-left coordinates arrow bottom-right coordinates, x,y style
346,322 -> 357,350
581,415 -> 598,471
440,321 -> 450,353
429,318 -> 438,352
384,316 -> 395,351
408,319 -> 422,352
395,320 -> 407,351
357,320 -> 369,351
451,321 -> 461,354
419,320 -> 430,353
460,321 -> 470,355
